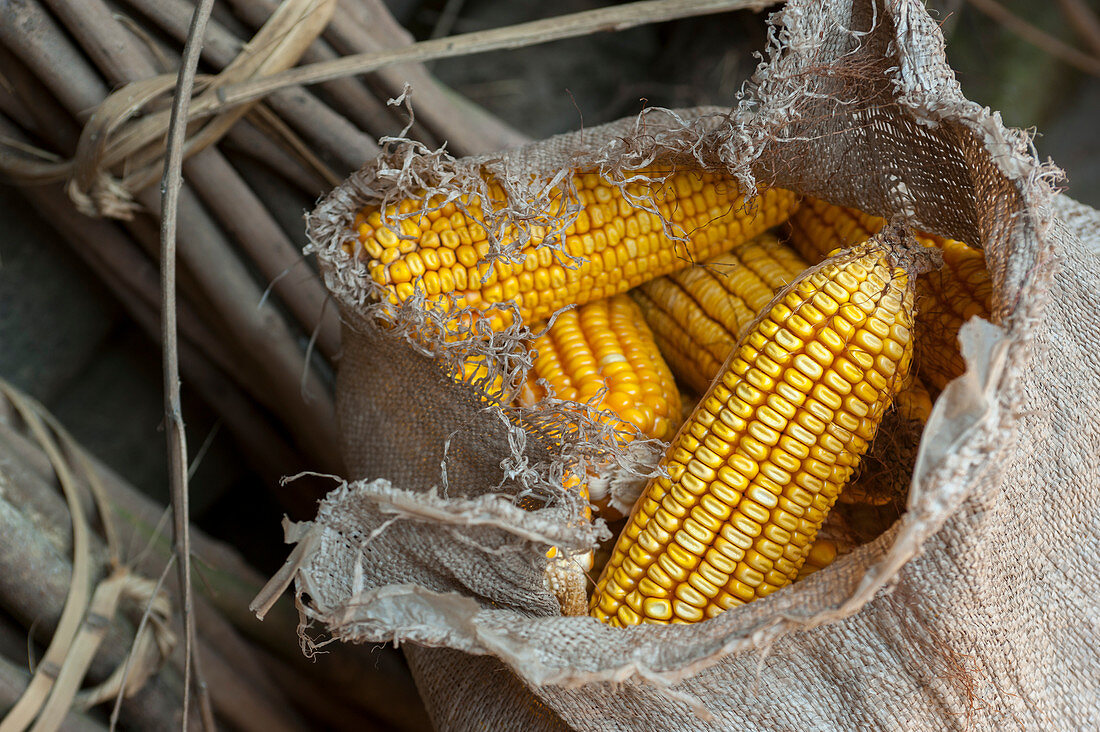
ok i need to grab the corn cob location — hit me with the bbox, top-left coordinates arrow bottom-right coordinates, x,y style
794,538 -> 838,580
916,239 -> 992,391
349,169 -> 799,330
894,376 -> 932,424
590,242 -> 916,626
786,197 -> 991,393
518,294 -> 681,442
632,233 -> 810,394
544,543 -> 593,616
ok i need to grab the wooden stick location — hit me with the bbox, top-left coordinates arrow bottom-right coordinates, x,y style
77,247 -> 317,492
208,0 -> 252,38
182,148 -> 341,359
191,598 -> 303,724
46,0 -> 343,364
210,0 -> 416,142
121,204 -> 296,369
0,99 -> 251,396
0,421 -> 317,732
157,0 -> 216,724
41,0 -> 163,86
245,104 -> 344,187
0,38 -> 82,152
224,113 -> 332,194
226,147 -> 322,253
258,84 -> 378,172
210,0 -> 514,154
298,42 -> 437,147
126,0 -> 393,148
325,0 -> 529,155
0,105 -> 336,482
0,491 -> 187,731
138,183 -> 342,470
263,0 -> 777,98
0,49 -> 48,137
0,0 -> 108,118
219,0 -> 776,151
124,0 -> 779,156
117,204 -> 342,467
0,655 -> 107,732
120,0 -> 381,170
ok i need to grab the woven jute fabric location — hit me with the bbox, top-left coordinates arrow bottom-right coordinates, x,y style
265,0 -> 1100,727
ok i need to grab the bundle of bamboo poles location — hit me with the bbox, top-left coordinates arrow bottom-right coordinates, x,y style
0,0 -> 530,487
0,379 -> 428,729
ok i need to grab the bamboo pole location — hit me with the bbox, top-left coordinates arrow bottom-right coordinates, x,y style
223,118 -> 331,195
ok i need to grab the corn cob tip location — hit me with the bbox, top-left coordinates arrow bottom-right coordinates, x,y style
544,550 -> 591,616
871,225 -> 943,277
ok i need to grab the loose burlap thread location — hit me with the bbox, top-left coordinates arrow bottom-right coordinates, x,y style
257,0 -> 1100,728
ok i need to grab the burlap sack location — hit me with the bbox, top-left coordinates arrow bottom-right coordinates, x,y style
259,0 -> 1100,727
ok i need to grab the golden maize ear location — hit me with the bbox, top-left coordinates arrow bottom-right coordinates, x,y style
349,169 -> 799,329
915,238 -> 992,391
786,196 -> 883,263
518,294 -> 681,443
786,197 -> 992,393
895,376 -> 932,424
590,243 -> 916,626
794,538 -> 838,580
633,233 -> 810,394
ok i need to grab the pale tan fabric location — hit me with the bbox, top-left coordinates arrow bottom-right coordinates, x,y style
272,0 -> 1100,727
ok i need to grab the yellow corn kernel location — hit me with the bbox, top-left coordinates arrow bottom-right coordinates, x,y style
794,538 -> 839,580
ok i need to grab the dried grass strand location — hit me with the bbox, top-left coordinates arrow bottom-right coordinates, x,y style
159,0 -> 217,726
